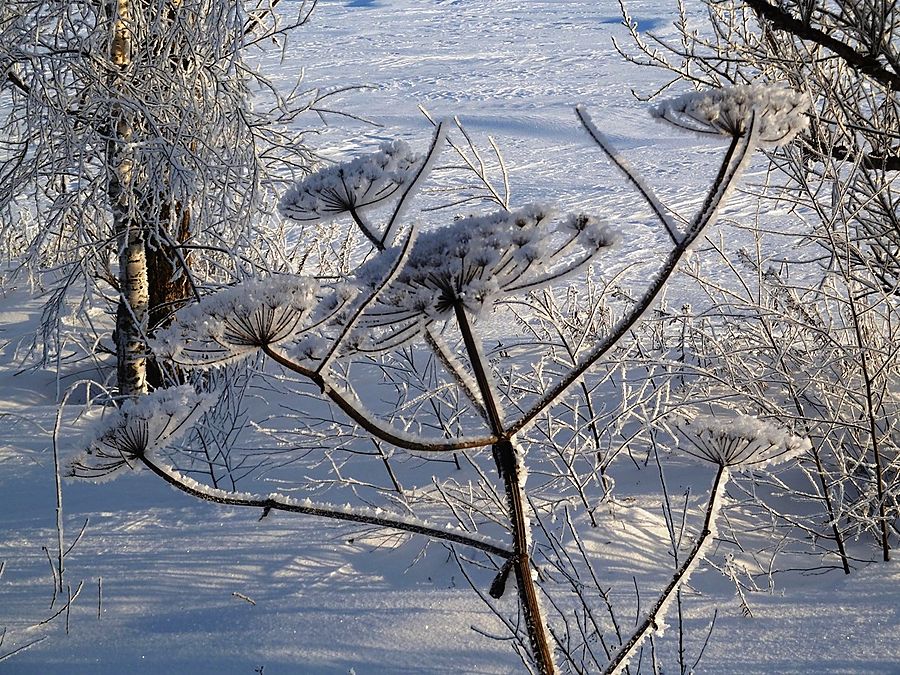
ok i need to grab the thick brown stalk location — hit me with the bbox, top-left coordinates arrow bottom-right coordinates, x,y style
496,439 -> 558,675
453,301 -> 557,674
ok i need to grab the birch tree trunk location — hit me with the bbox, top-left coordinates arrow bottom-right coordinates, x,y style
107,0 -> 150,397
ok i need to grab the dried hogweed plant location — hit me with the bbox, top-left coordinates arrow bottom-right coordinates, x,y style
74,86 -> 810,674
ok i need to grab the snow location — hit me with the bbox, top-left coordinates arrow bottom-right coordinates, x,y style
2,0 -> 899,673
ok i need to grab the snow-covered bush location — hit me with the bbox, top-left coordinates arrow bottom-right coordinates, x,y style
618,0 -> 899,567
74,88 -> 812,674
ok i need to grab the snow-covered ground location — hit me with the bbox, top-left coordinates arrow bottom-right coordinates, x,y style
2,0 -> 899,673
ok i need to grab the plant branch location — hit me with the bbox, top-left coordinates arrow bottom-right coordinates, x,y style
140,455 -> 512,559
263,344 -> 497,452
510,116 -> 759,435
603,464 -> 729,675
743,0 -> 900,91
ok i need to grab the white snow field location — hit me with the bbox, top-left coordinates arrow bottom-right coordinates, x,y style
2,0 -> 899,673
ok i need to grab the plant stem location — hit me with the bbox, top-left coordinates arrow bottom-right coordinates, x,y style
140,455 -> 511,558
496,440 -> 558,675
604,464 -> 728,675
847,289 -> 891,561
453,301 -> 556,674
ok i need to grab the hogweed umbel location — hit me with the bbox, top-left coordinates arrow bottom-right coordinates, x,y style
651,84 -> 810,147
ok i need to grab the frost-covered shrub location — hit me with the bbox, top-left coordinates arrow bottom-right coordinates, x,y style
605,413 -> 808,675
620,0 -> 899,568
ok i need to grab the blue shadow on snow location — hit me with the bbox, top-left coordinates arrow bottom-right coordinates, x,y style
600,15 -> 665,31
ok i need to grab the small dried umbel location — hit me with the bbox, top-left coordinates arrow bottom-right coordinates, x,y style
278,140 -> 422,225
651,84 -> 810,147
152,275 -> 328,368
70,386 -> 214,481
676,413 -> 812,469
352,205 -> 618,350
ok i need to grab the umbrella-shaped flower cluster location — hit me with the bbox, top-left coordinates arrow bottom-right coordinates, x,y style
278,140 -> 422,225
676,413 -> 811,470
352,204 -> 618,349
70,385 -> 215,480
153,275 -> 327,368
651,84 -> 810,147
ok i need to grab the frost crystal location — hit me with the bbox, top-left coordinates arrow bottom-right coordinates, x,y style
676,413 -> 812,469
70,386 -> 214,481
352,205 -> 617,349
278,140 -> 422,225
152,275 -> 323,368
651,85 -> 810,147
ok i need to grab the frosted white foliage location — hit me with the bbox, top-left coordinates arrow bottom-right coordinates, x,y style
651,84 -> 810,147
677,413 -> 812,469
278,140 -> 422,224
70,386 -> 215,481
352,205 -> 618,349
152,275 -> 324,368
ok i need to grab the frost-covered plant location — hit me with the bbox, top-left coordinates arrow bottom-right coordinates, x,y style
649,230 -> 899,570
280,128 -> 447,251
70,86 -> 806,675
619,0 -> 900,569
353,205 -> 617,349
278,140 -> 422,225
152,275 -> 331,368
70,386 -> 214,480
603,414 -> 809,675
676,413 -> 812,469
650,85 -> 810,146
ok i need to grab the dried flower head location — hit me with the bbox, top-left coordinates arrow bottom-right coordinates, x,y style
651,85 -> 810,147
352,205 -> 618,350
70,386 -> 214,481
278,140 -> 422,225
152,275 -> 325,368
676,413 -> 811,469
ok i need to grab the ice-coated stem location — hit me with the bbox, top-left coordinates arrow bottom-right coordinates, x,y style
509,111 -> 761,437
576,105 -> 682,244
379,119 -> 448,247
603,464 -> 729,675
847,288 -> 891,561
263,344 -> 497,452
317,220 -> 421,374
140,455 -> 512,559
453,301 -> 557,675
